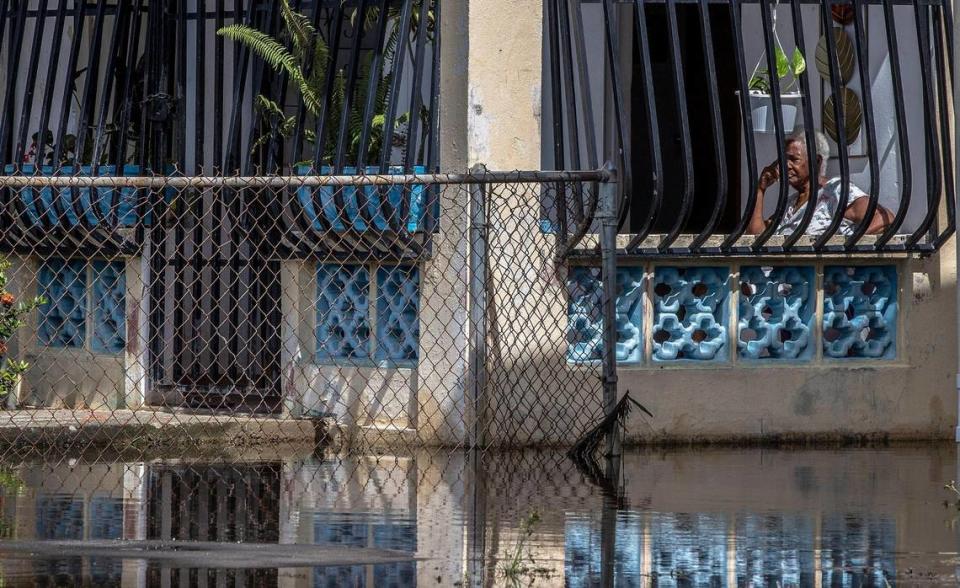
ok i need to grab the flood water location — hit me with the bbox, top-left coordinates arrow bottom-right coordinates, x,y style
1,444 -> 959,586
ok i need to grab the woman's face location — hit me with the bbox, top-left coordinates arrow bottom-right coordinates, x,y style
784,140 -> 810,191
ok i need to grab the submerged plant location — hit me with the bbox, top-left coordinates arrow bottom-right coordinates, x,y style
0,259 -> 45,406
499,510 -> 553,586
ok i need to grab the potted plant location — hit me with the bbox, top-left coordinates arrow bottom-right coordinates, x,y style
0,259 -> 45,410
745,5 -> 807,134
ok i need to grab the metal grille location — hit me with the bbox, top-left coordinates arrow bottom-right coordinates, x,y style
0,169 -> 612,463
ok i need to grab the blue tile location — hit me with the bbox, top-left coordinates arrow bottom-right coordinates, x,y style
738,266 -> 815,361
823,266 -> 898,359
38,259 -> 87,348
376,266 -> 420,362
566,267 -> 644,363
652,267 -> 729,362
316,265 -> 371,361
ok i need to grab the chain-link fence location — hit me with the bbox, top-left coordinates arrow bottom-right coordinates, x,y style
0,169 -> 611,464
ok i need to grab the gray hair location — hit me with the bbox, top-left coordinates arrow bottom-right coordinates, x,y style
786,129 -> 830,178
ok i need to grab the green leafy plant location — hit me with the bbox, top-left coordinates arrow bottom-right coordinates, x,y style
217,0 -> 431,169
0,259 -> 45,406
747,0 -> 807,95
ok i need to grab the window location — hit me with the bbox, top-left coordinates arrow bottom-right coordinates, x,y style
37,259 -> 126,354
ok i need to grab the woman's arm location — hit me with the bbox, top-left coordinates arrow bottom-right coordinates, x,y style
843,198 -> 894,235
746,162 -> 779,235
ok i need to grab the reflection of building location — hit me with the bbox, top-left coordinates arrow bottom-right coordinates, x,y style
563,511 -> 895,586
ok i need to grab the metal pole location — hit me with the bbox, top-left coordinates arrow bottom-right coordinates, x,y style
468,164 -> 488,450
598,163 -> 620,458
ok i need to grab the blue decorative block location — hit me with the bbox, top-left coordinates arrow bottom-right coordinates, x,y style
652,267 -> 729,362
91,261 -> 126,354
823,265 -> 898,359
316,265 -> 370,361
38,259 -> 87,348
566,266 -> 644,363
296,166 -> 428,232
738,266 -> 814,361
376,266 -> 420,362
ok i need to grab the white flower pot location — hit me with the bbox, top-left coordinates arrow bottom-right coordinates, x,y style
747,92 -> 801,134
4,376 -> 21,410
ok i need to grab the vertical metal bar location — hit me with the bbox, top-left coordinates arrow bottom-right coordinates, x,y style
843,0 -> 881,247
34,0 -> 69,165
721,0 -> 760,250
558,0 -> 583,223
90,0 -> 129,168
196,0 -> 205,173
356,0 -> 391,169
689,0 -> 729,252
624,0 -> 663,252
311,2 -> 346,170
402,0 -> 432,172
906,3 -> 944,248
14,0 -> 49,164
213,1 -> 224,170
0,0 -> 11,159
192,0 -> 207,382
658,0 -> 695,251
813,0 -> 852,250
290,0 -> 324,167
750,0 -> 792,251
172,0 -> 188,382
0,0 -> 30,165
874,0 -> 912,249
378,0 -> 415,170
334,0 -> 370,172
426,0 -> 441,173
598,164 -> 619,452
72,0 -> 110,173
600,0 -> 632,227
932,4 -> 955,248
782,0 -> 821,251
224,0 -> 252,172
548,0 -> 569,250
467,166 -> 487,450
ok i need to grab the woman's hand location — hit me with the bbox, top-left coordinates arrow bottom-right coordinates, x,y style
758,160 -> 780,192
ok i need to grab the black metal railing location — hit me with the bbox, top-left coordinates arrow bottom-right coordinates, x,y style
546,0 -> 955,256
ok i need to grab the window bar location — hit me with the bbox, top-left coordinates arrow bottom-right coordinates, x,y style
624,0 -> 663,253
173,0 -> 189,382
355,0 -> 391,169
423,0 -> 441,251
689,0 -> 729,252
211,0 -> 224,382
241,1 -> 278,175
0,0 -> 9,159
146,0 -> 165,383
224,0 -> 252,173
0,0 -> 29,166
13,0 -> 49,165
35,0 -> 69,167
557,0 -> 583,225
905,4 -> 943,248
874,0 -> 912,249
782,0 -> 828,251
843,0 -> 882,247
334,0 -> 371,172
402,0 -> 432,175
90,0 -> 130,172
561,0 -> 601,257
812,0 -> 852,251
377,0 -> 414,233
310,2 -> 345,171
658,0 -> 695,251
549,0 -> 569,251
931,3 -> 955,249
111,0 -> 144,171
192,0 -> 207,382
213,1 -> 224,171
289,0 -> 325,168
750,0 -> 792,251
599,0 -> 632,232
71,0 -> 109,185
721,0 -> 760,250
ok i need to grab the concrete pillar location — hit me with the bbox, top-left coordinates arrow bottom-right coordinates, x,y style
124,255 -> 149,409
280,260 -> 307,418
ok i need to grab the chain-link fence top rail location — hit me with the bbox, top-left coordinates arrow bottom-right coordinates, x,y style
0,169 -> 609,465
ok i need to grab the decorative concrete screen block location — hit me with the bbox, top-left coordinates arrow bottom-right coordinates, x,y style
652,267 -> 729,362
738,266 -> 815,361
38,258 -> 87,348
376,265 -> 420,362
316,264 -> 371,361
91,261 -> 126,354
566,266 -> 644,363
823,265 -> 898,359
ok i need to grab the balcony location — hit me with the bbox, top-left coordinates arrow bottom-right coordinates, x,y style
542,0 -> 955,256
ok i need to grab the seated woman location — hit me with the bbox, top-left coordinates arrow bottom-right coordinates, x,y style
746,130 -> 893,236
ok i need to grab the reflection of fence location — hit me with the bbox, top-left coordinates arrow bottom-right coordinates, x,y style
0,169 -> 615,456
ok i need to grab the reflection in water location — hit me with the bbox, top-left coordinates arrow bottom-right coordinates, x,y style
0,446 -> 956,586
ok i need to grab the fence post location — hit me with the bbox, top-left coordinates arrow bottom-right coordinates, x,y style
467,164 -> 488,449
597,163 -> 620,458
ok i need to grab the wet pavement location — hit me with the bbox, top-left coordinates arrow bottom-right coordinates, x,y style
0,444 -> 958,586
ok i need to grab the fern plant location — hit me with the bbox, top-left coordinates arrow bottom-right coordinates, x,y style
218,0 -> 431,170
